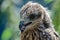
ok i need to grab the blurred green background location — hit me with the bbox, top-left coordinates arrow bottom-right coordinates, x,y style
0,0 -> 60,40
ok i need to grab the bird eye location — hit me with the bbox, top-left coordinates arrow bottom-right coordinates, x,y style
28,13 -> 42,20
28,14 -> 36,20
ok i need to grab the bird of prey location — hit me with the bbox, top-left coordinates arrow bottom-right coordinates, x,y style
19,2 -> 60,40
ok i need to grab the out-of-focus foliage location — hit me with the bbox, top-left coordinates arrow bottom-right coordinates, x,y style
1,28 -> 13,40
52,0 -> 60,34
1,0 -> 20,40
44,0 -> 53,3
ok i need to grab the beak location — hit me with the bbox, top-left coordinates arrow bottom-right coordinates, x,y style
19,21 -> 32,32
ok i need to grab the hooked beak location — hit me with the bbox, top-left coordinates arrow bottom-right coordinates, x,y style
19,21 -> 32,32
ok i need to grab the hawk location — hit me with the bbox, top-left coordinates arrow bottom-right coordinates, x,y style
19,2 -> 60,40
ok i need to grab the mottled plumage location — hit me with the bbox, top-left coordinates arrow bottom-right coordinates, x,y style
19,2 -> 60,40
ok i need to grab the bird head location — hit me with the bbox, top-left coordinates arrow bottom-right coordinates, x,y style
19,2 -> 51,32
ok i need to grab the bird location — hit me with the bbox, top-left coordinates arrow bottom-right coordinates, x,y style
19,1 -> 60,40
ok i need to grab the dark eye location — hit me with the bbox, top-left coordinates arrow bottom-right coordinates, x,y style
28,14 -> 36,20
28,13 -> 41,20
